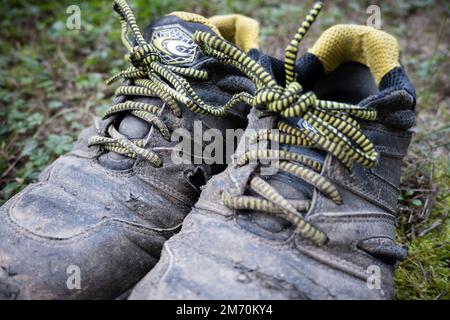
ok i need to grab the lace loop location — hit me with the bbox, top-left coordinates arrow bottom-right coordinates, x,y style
129,44 -> 161,68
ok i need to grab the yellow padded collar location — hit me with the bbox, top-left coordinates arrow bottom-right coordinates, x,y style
308,24 -> 400,85
169,12 -> 259,52
209,14 -> 260,53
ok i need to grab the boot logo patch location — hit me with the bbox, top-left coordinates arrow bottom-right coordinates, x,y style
150,24 -> 198,65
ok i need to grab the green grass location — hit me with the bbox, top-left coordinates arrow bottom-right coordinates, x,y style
0,0 -> 448,299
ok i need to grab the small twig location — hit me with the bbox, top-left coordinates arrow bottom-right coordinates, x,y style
4,133 -> 18,153
1,107 -> 78,179
433,291 -> 448,300
418,262 -> 428,283
1,157 -> 22,179
57,45 -> 80,78
419,194 -> 434,223
418,220 -> 442,238
431,141 -> 450,149
32,107 -> 76,139
400,186 -> 438,193
423,17 -> 448,102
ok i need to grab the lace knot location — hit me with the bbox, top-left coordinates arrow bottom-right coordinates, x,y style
129,44 -> 161,68
255,81 -> 318,116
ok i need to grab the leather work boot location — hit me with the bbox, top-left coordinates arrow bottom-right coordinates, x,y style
0,0 -> 263,299
129,4 -> 416,300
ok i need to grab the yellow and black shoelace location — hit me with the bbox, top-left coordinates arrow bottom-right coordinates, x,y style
90,1 -> 378,246
194,2 -> 379,246
88,0 -> 254,167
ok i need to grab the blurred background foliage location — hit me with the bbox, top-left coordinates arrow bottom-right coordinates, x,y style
0,0 -> 448,299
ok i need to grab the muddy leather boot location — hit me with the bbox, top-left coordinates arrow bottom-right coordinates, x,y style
129,21 -> 416,300
0,0 -> 262,299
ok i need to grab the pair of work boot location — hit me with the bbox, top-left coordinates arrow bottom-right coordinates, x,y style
0,1 -> 415,299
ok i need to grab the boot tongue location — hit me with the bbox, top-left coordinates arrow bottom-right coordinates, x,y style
142,13 -> 219,67
266,119 -> 325,201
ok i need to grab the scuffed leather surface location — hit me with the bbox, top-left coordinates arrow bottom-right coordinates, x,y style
0,64 -> 253,301
130,106 -> 412,300
0,127 -> 189,299
130,210 -> 396,299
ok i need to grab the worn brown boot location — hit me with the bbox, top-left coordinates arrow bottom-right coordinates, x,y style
0,0 -> 263,299
129,4 -> 416,300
